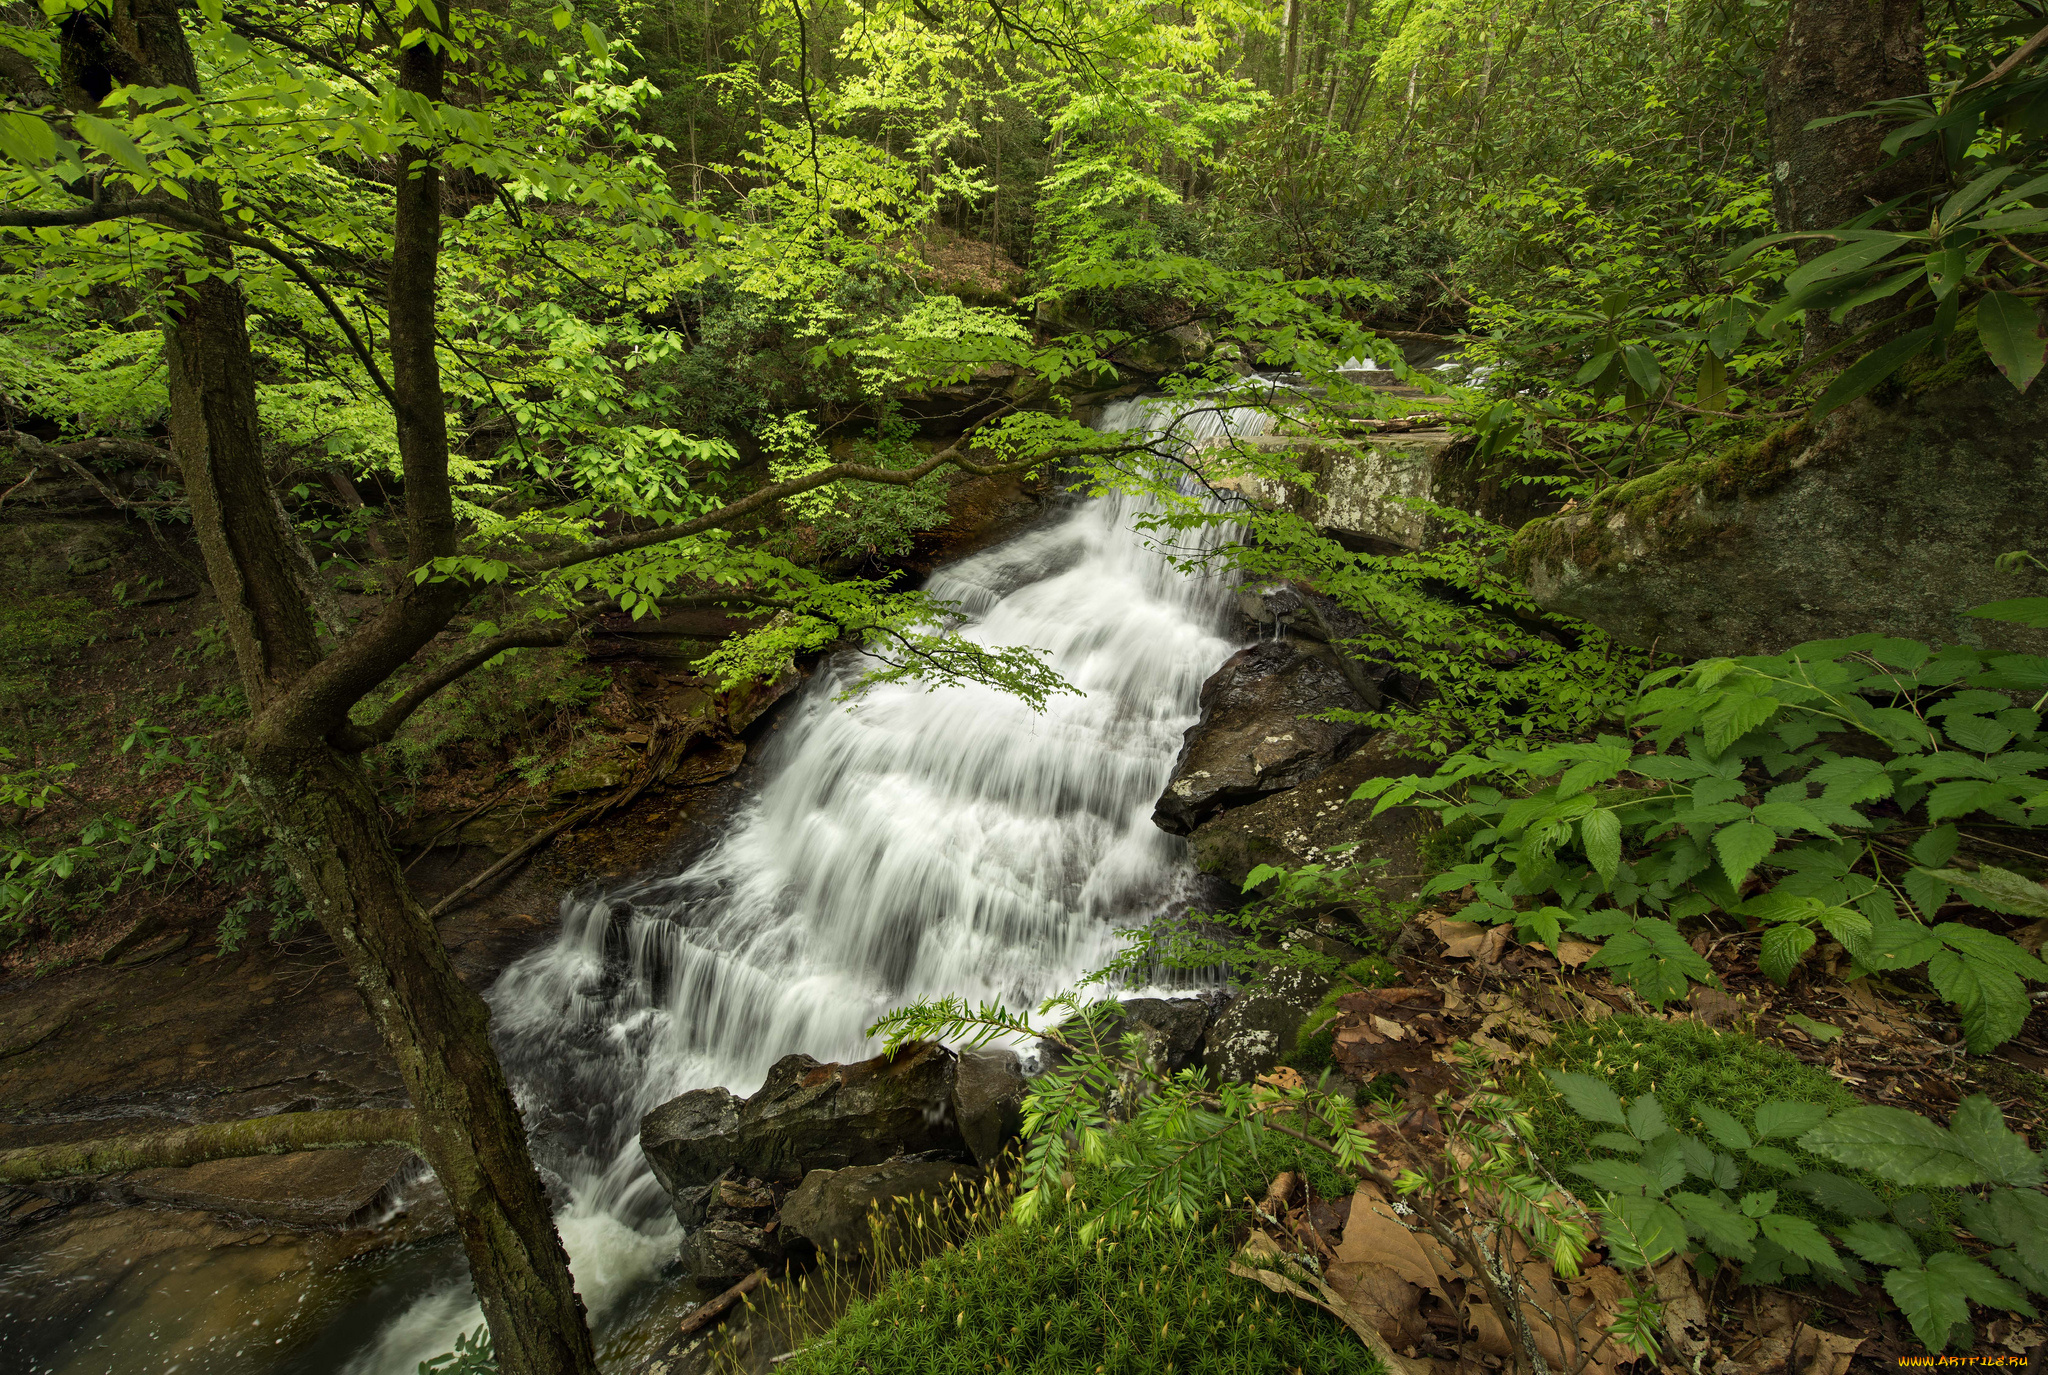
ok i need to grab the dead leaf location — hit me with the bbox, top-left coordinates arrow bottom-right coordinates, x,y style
1370,1014 -> 1408,1041
1257,1067 -> 1307,1092
1476,925 -> 1511,964
1231,1240 -> 1432,1375
1650,1257 -> 1709,1364
1687,987 -> 1745,1027
1796,1329 -> 1864,1375
1427,917 -> 1488,958
1324,1257 -> 1427,1347
1556,939 -> 1599,969
1335,1184 -> 1450,1303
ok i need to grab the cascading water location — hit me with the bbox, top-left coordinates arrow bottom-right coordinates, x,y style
337,395 -> 1278,1372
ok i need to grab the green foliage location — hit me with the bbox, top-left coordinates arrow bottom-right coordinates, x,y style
418,1324 -> 495,1375
1551,1065 -> 2048,1353
1359,611 -> 2048,1048
778,1176 -> 1375,1375
371,646 -> 607,782
1519,1017 -> 1857,1211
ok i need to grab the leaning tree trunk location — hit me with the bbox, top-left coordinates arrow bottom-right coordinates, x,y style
1765,0 -> 1942,360
57,6 -> 602,1374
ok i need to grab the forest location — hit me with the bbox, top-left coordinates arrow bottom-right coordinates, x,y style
1,0 -> 2047,1372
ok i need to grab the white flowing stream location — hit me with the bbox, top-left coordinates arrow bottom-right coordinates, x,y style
336,396 -> 1273,1372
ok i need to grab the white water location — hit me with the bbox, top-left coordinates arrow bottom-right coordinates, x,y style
339,397 -> 1275,1372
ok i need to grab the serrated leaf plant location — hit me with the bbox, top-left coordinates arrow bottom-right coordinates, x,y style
1358,602 -> 2048,1050
1550,1070 -> 2048,1353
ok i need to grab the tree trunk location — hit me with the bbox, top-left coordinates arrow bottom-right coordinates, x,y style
1765,0 -> 1941,359
56,7 -> 603,1374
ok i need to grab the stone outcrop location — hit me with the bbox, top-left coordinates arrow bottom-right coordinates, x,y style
778,1159 -> 979,1260
1045,996 -> 1221,1073
1151,637 -> 1381,835
639,1042 -> 967,1204
1187,732 -> 1440,904
1511,370 -> 2048,659
118,1146 -> 417,1228
673,1174 -> 789,1282
1203,965 -> 1337,1085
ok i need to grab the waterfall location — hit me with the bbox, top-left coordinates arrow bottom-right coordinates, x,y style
339,394 -> 1278,1372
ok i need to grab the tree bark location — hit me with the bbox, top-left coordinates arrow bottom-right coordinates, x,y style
0,1109 -> 418,1186
56,8 -> 603,1375
1764,0 -> 1941,359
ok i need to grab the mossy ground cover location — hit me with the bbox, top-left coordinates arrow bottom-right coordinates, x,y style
759,1149 -> 1377,1375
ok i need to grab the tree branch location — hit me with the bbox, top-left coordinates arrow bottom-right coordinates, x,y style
338,617 -> 597,752
0,1108 -> 419,1186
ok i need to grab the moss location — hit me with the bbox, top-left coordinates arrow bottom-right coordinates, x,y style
1284,955 -> 1404,1077
1507,418 -> 1813,582
777,1151 -> 1376,1375
1896,328 -> 1993,398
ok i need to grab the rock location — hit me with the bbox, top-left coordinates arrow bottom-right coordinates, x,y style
676,1172 -> 789,1280
1204,965 -> 1337,1085
547,740 -> 640,795
1511,371 -> 2048,658
1099,997 -> 1217,1072
949,1047 -> 1027,1169
1116,323 -> 1211,376
121,1146 -> 415,1228
1187,732 -> 1440,904
640,1042 -> 966,1201
1152,637 -> 1378,835
778,1159 -> 979,1260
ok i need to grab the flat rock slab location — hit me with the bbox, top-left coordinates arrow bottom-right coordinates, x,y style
122,1146 -> 416,1228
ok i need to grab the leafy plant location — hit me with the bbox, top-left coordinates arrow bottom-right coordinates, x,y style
418,1323 -> 495,1375
1550,1071 -> 2048,1353
1359,604 -> 2048,1049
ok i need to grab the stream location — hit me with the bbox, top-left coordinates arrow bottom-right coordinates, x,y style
7,395 -> 1275,1374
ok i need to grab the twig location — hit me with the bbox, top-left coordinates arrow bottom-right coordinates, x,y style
675,1268 -> 768,1341
0,465 -> 38,508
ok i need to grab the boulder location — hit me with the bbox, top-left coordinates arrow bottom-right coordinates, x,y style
640,1042 -> 967,1201
1204,964 -> 1337,1085
1187,732 -> 1440,905
674,1174 -> 788,1281
778,1159 -> 979,1260
1152,637 -> 1378,835
1511,371 -> 2048,659
949,1047 -> 1027,1169
1040,996 -> 1220,1074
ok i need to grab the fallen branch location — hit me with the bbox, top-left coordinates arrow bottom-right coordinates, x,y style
422,716 -> 692,920
0,1107 -> 419,1186
675,1267 -> 768,1341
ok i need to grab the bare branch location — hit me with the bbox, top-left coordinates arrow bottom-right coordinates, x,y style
0,1108 -> 419,1186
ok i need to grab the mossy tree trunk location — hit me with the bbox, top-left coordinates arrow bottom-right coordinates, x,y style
54,7 -> 601,1375
1764,0 -> 1942,361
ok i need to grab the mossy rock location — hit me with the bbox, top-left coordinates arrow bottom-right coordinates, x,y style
1511,365 -> 2048,658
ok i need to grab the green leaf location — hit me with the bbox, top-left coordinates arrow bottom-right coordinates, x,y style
1811,325 -> 1937,421
0,112 -> 58,166
1581,808 -> 1622,882
1977,291 -> 2048,395
1947,1095 -> 2045,1188
1801,1106 -> 1985,1186
1759,922 -> 1816,985
1885,1257 -> 1976,1353
1599,1194 -> 1689,1270
1927,948 -> 2032,1052
1968,598 -> 2048,629
1703,694 -> 1781,756
72,113 -> 152,175
1713,819 -> 1780,888
1621,343 -> 1663,394
1753,1100 -> 1830,1141
1696,350 -> 1728,411
1739,1189 -> 1778,1218
1946,713 -> 2016,753
1757,1213 -> 1844,1270
1910,825 -> 1960,867
1574,1158 -> 1659,1195
1626,1094 -> 1670,1144
1839,1218 -> 1921,1268
1783,1011 -> 1842,1043
1794,1169 -> 1887,1217
1546,1070 -> 1630,1127
1948,865 -> 2048,920
1694,1103 -> 1753,1151
1744,1144 -> 1805,1175
1670,1191 -> 1758,1259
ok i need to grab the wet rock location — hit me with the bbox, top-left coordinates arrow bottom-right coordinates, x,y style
778,1159 -> 979,1260
1188,732 -> 1441,906
1152,637 -> 1378,835
120,1146 -> 416,1228
1204,965 -> 1336,1085
1039,996 -> 1221,1076
676,1173 -> 789,1281
949,1047 -> 1026,1169
639,1042 -> 967,1201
